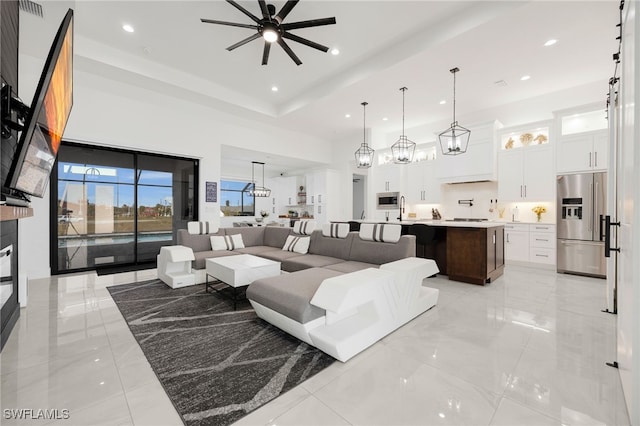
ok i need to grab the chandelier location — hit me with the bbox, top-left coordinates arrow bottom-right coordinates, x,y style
248,161 -> 271,197
439,67 -> 470,155
391,87 -> 415,164
354,101 -> 375,168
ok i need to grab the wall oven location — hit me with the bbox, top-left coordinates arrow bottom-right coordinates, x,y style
376,192 -> 400,209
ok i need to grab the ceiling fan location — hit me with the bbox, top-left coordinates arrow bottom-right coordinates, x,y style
201,0 -> 336,66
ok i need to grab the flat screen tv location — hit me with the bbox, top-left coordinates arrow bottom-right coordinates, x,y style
5,8 -> 73,198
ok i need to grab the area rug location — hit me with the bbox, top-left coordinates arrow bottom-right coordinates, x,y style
107,280 -> 335,426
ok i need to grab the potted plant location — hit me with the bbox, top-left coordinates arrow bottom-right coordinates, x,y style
257,210 -> 269,222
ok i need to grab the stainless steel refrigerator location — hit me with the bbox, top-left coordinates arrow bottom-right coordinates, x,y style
557,172 -> 607,278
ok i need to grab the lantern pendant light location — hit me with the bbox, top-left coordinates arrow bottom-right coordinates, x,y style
248,161 -> 271,197
391,87 -> 415,164
354,101 -> 375,168
439,67 -> 470,156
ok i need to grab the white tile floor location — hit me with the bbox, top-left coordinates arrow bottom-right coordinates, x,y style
0,265 -> 631,426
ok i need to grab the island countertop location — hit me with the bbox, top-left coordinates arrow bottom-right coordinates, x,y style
354,220 -> 505,229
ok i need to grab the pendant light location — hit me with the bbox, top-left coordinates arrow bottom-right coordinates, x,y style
354,101 -> 375,168
439,67 -> 470,155
248,161 -> 271,197
391,87 -> 415,164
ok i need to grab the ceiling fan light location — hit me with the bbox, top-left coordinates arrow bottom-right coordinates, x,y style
262,28 -> 278,43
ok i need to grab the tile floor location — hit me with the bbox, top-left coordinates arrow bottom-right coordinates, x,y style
0,265 -> 631,426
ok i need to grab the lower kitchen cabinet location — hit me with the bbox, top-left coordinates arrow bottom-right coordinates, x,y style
446,226 -> 504,285
504,223 -> 556,266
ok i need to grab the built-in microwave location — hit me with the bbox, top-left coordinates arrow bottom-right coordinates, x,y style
376,192 -> 400,209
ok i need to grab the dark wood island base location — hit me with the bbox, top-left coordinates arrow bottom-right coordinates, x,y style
445,226 -> 504,285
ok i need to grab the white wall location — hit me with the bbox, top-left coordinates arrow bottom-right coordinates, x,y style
17,54 -> 332,279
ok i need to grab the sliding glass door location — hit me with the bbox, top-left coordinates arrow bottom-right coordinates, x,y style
52,143 -> 197,274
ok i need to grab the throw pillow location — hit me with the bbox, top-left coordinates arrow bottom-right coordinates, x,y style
210,234 -> 245,251
293,220 -> 316,235
188,221 -> 218,235
359,223 -> 401,243
282,235 -> 310,254
322,223 -> 349,238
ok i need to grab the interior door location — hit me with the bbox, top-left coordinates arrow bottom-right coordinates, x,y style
616,2 -> 637,422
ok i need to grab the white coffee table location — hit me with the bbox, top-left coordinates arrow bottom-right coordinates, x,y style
205,254 -> 281,309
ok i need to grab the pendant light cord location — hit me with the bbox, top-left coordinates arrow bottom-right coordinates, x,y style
400,87 -> 407,136
452,70 -> 456,124
361,101 -> 368,144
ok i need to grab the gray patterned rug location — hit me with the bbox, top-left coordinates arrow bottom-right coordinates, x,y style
107,280 -> 335,426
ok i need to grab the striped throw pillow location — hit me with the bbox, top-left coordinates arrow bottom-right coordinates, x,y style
188,221 -> 218,235
282,235 -> 310,254
210,234 -> 245,251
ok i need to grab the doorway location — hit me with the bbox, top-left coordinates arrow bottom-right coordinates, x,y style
353,174 -> 366,220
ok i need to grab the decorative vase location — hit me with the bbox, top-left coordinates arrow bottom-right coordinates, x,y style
536,213 -> 542,222
256,217 -> 263,223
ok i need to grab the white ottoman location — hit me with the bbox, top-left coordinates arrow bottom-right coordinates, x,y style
157,245 -> 196,289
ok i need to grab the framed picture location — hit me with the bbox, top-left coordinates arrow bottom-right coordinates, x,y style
206,181 -> 217,203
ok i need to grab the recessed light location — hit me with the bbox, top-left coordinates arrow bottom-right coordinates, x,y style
331,48 -> 340,55
345,114 -> 351,118
544,39 -> 557,46
382,117 -> 388,121
439,100 -> 446,105
520,75 -> 531,81
122,24 -> 135,33
271,86 -> 278,92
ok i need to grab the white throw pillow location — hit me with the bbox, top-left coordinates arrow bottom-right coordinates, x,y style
322,223 -> 349,238
282,235 -> 310,254
359,223 -> 401,243
293,220 -> 316,235
210,234 -> 245,251
187,221 -> 218,235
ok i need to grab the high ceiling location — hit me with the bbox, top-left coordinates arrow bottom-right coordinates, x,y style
19,0 -> 620,160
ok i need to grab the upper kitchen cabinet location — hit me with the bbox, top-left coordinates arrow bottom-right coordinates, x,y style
556,131 -> 608,173
498,122 -> 554,202
436,120 -> 502,184
406,160 -> 441,204
373,162 -> 404,193
555,105 -> 609,174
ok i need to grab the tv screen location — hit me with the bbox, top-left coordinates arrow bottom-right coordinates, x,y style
6,9 -> 73,198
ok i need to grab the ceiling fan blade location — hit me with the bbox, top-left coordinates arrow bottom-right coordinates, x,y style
277,39 -> 302,66
282,32 -> 329,52
226,33 -> 262,51
262,42 -> 271,65
281,17 -> 336,31
258,0 -> 270,20
275,0 -> 299,24
201,18 -> 258,30
226,0 -> 261,24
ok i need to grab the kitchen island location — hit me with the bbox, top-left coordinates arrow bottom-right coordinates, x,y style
349,220 -> 504,285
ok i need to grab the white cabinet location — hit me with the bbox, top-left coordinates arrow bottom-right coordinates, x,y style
556,130 -> 608,173
504,223 -> 556,266
268,176 -> 298,215
307,169 -> 339,225
374,163 -> 403,192
436,121 -> 500,184
529,223 -> 556,265
498,145 -> 554,202
504,223 -> 529,262
406,161 -> 440,204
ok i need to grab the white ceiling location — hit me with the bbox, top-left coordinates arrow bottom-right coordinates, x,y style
19,0 -> 620,172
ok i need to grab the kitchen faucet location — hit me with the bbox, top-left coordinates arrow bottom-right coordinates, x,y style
397,195 -> 405,222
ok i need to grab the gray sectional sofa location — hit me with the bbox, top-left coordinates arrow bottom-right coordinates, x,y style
176,225 -> 416,281
175,224 -> 439,362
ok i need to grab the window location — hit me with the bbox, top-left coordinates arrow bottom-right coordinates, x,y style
220,180 -> 255,216
52,142 -> 198,274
